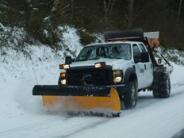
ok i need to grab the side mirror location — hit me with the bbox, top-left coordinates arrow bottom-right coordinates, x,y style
65,56 -> 74,64
157,58 -> 162,65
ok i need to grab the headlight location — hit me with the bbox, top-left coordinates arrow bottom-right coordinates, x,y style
94,62 -> 106,68
113,70 -> 123,84
59,64 -> 70,69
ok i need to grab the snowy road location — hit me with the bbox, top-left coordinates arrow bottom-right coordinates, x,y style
0,64 -> 184,138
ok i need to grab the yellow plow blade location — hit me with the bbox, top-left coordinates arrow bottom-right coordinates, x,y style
42,87 -> 122,113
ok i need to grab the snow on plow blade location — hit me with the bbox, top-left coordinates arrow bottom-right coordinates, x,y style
33,85 -> 121,115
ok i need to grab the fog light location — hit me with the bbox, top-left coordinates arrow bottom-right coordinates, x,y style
61,79 -> 67,85
114,76 -> 122,83
113,70 -> 123,84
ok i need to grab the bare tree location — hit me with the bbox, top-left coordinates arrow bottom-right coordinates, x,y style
71,0 -> 74,21
128,0 -> 135,28
103,0 -> 116,29
24,0 -> 32,27
177,0 -> 183,21
50,0 -> 70,27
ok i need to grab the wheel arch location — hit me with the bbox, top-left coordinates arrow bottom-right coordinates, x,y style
124,68 -> 138,86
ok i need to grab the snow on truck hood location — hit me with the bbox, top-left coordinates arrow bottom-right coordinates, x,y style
70,58 -> 133,70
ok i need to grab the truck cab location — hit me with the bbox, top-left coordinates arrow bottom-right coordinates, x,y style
64,41 -> 153,91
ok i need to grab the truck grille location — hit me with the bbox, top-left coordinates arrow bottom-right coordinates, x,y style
67,66 -> 113,86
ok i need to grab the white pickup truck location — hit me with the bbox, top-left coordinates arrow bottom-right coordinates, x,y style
61,40 -> 172,108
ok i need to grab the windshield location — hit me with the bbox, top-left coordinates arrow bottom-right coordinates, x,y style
76,43 -> 131,61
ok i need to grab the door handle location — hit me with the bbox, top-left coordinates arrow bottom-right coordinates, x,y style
144,64 -> 146,70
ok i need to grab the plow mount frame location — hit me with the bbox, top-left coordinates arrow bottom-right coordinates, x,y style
33,85 -> 112,97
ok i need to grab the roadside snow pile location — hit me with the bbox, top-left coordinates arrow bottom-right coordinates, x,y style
171,63 -> 184,85
162,48 -> 184,65
0,23 -> 82,118
0,23 -> 82,82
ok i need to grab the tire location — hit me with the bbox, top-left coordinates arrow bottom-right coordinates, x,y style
123,81 -> 138,109
153,73 -> 171,98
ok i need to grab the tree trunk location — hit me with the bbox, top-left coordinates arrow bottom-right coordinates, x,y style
177,0 -> 183,21
71,0 -> 74,21
128,0 -> 134,28
103,0 -> 116,29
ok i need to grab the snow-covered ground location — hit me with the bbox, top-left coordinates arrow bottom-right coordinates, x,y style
0,24 -> 184,138
0,61 -> 184,138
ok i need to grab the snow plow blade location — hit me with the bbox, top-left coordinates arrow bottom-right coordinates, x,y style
33,85 -> 121,115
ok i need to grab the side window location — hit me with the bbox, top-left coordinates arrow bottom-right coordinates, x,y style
139,44 -> 147,53
139,44 -> 149,62
133,44 -> 141,63
133,44 -> 141,58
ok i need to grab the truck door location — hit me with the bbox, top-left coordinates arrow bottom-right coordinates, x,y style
133,44 -> 145,89
138,43 -> 154,88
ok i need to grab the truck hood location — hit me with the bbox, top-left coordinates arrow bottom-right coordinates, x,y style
70,58 -> 133,70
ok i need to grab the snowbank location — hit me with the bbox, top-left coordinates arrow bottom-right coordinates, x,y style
162,48 -> 184,65
0,24 -> 82,82
0,24 -> 83,131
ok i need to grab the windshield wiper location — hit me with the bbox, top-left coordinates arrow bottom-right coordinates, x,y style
75,57 -> 100,62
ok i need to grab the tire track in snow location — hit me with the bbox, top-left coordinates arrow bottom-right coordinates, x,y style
0,115 -> 72,137
54,118 -> 110,138
172,82 -> 184,88
0,113 -> 109,138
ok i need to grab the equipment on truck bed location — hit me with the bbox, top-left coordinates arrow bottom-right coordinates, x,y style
104,29 -> 160,49
33,29 -> 172,117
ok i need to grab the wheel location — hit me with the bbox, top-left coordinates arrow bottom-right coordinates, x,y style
153,73 -> 171,98
153,82 -> 160,98
153,90 -> 159,98
159,74 -> 171,98
124,81 -> 138,109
